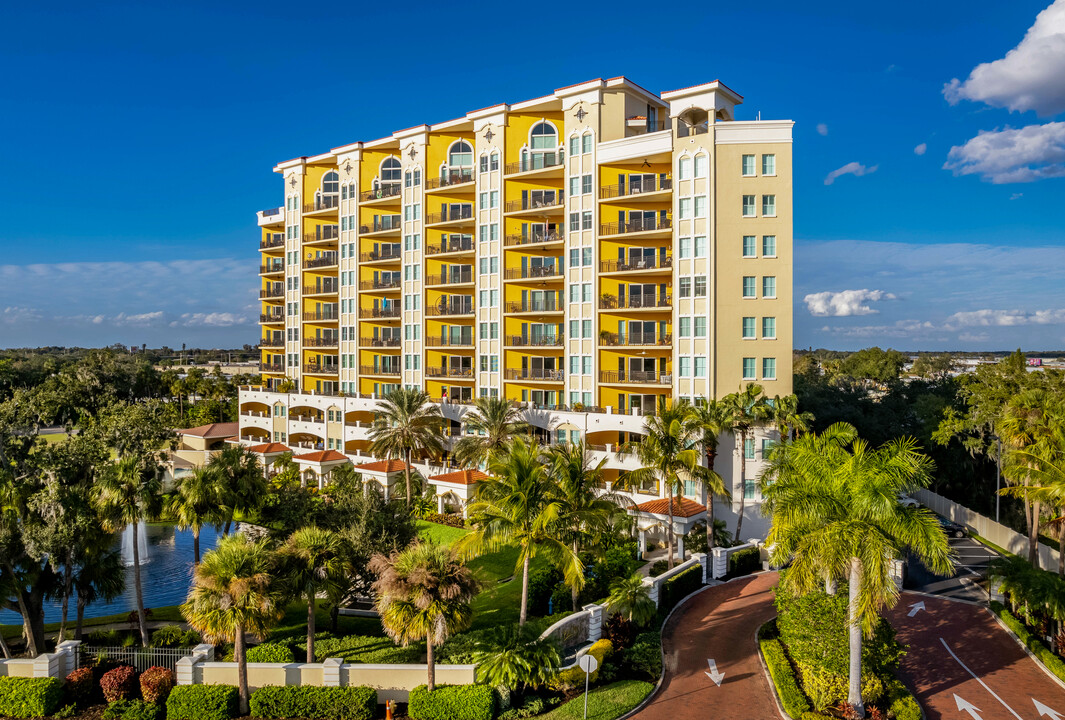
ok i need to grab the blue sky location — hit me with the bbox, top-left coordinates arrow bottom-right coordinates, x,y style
1,0 -> 1064,351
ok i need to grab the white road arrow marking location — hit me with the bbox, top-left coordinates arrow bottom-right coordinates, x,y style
704,658 -> 725,686
941,639 -> 1023,720
955,694 -> 983,719
1035,698 -> 1065,720
907,601 -> 926,617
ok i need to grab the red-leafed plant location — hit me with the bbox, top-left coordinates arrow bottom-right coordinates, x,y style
64,666 -> 95,705
100,665 -> 138,702
139,666 -> 175,705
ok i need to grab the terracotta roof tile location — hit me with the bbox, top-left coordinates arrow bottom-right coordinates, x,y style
246,443 -> 291,454
429,469 -> 488,486
633,497 -> 706,518
353,459 -> 410,473
177,422 -> 240,438
293,450 -> 349,463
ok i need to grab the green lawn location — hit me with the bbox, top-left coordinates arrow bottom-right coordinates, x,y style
38,432 -> 71,445
2,605 -> 186,644
539,680 -> 654,720
416,519 -> 469,546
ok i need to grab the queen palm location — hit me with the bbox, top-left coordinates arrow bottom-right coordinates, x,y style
723,384 -> 771,542
621,397 -> 699,569
370,543 -> 479,691
370,388 -> 445,508
761,422 -> 953,717
459,437 -> 583,625
283,526 -> 347,662
690,400 -> 735,554
772,394 -> 814,442
1000,389 -> 1053,565
95,454 -> 162,646
166,467 -> 220,565
605,573 -> 656,627
1003,405 -> 1065,573
182,534 -> 284,715
208,446 -> 266,535
452,396 -> 529,468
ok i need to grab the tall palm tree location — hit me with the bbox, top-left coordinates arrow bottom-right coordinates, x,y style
458,438 -> 583,625
1000,389 -> 1053,565
370,543 -> 479,691
771,394 -> 814,442
166,467 -> 220,565
207,446 -> 266,535
690,400 -> 735,554
723,384 -> 772,542
452,396 -> 529,468
72,543 -> 125,641
283,526 -> 347,662
620,397 -> 699,569
761,422 -> 954,717
370,388 -> 445,508
95,454 -> 162,646
182,534 -> 283,716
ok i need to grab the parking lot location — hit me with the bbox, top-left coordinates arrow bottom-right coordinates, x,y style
904,532 -> 1000,603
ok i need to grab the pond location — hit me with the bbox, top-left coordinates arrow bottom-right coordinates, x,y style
0,524 -> 221,626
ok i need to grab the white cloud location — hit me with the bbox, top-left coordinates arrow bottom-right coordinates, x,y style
944,122 -> 1065,183
819,320 -> 935,339
914,143 -> 927,155
1,307 -> 42,324
804,289 -> 897,317
1010,192 -> 1024,200
816,123 -> 829,136
946,308 -> 1065,328
824,162 -> 879,185
112,311 -> 165,327
175,312 -> 248,327
943,0 -> 1065,117
959,332 -> 991,343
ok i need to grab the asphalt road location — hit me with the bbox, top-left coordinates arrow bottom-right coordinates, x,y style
905,535 -> 1000,603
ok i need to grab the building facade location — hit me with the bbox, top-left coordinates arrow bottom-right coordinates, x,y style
241,77 -> 792,539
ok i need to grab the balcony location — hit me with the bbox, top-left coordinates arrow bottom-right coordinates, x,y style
257,207 -> 285,227
625,119 -> 669,136
599,332 -> 673,347
426,300 -> 474,317
358,306 -> 401,319
505,335 -> 564,347
504,151 -> 564,176
303,311 -> 340,322
426,205 -> 473,226
425,171 -> 474,191
505,300 -> 562,314
304,363 -> 339,375
426,237 -> 474,255
425,335 -> 474,348
303,196 -> 339,214
504,368 -> 565,382
303,254 -> 339,270
426,366 -> 474,379
503,231 -> 564,248
504,193 -> 565,214
303,226 -> 340,244
599,216 -> 672,236
599,370 -> 673,385
259,287 -> 284,299
259,262 -> 285,275
361,365 -> 400,376
260,235 -> 285,250
360,216 -> 402,234
304,337 -> 339,348
503,265 -> 562,281
427,269 -> 473,285
359,184 -> 402,203
598,295 -> 672,311
305,281 -> 338,296
359,249 -> 401,263
599,256 -> 673,273
359,278 -> 401,291
361,337 -> 401,348
258,338 -> 284,348
599,176 -> 673,200
260,313 -> 284,324
258,362 -> 284,373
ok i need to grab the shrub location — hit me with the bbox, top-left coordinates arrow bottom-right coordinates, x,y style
407,684 -> 496,720
884,678 -> 921,720
604,614 -> 637,650
549,639 -> 613,691
583,548 -> 641,601
648,560 -> 669,577
761,637 -> 811,718
100,666 -> 138,703
549,583 -> 575,614
497,694 -> 547,719
249,685 -> 377,720
150,625 -> 199,648
0,677 -> 65,718
102,698 -> 163,720
64,666 -> 96,705
138,667 -> 174,705
990,601 -> 1065,684
166,684 -> 239,720
727,547 -> 761,578
620,636 -> 661,681
422,512 -> 465,528
798,663 -> 883,711
658,565 -> 702,613
246,642 -> 295,663
315,634 -> 423,664
527,565 -> 563,616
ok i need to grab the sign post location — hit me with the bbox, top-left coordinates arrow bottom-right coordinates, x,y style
579,653 -> 599,720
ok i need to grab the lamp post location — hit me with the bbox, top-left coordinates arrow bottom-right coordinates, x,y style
995,435 -> 1002,524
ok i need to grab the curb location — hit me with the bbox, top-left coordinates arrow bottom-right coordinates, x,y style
984,606 -> 1065,693
753,623 -> 790,720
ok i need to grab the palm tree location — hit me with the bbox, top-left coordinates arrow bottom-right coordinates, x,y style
771,394 -> 814,442
761,422 -> 954,717
472,625 -> 561,695
72,544 -> 125,641
452,396 -> 529,468
208,446 -> 266,535
370,388 -> 445,508
283,526 -> 347,662
95,454 -> 162,646
370,543 -> 479,691
1003,405 -> 1065,573
605,573 -> 656,627
458,437 -> 583,625
690,400 -> 735,554
620,397 -> 700,569
723,384 -> 772,542
1000,389 -> 1053,565
166,467 -> 220,565
182,534 -> 283,716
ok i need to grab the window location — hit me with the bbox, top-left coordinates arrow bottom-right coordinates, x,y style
479,323 -> 488,339
582,356 -> 592,375
679,156 -> 692,180
694,276 -> 707,296
679,278 -> 691,297
582,319 -> 592,337
742,317 -> 756,339
582,283 -> 592,302
763,357 -> 777,380
490,190 -> 499,208
479,155 -> 489,173
322,171 -> 339,196
490,153 -> 499,171
679,317 -> 691,337
479,258 -> 488,274
569,213 -> 580,232
742,276 -> 757,298
582,247 -> 592,266
530,122 -> 557,150
569,177 -> 579,196
569,248 -> 579,267
479,226 -> 488,243
695,357 -> 707,377
743,195 -> 756,217
762,276 -> 777,298
762,195 -> 776,217
582,211 -> 592,230
694,154 -> 708,178
491,322 -> 499,339
762,317 -> 776,339
480,355 -> 488,372
382,156 -> 402,182
762,154 -> 776,176
569,356 -> 579,374
582,134 -> 592,154
569,285 -> 579,302
694,236 -> 707,257
569,137 -> 579,156
490,257 -> 498,273
742,155 -> 756,176
679,237 -> 692,258
762,235 -> 777,257
742,357 -> 757,380
678,198 -> 692,219
449,140 -> 473,168
413,169 -> 421,186
569,320 -> 578,337
679,357 -> 691,377
479,192 -> 488,210
489,224 -> 498,241
742,236 -> 757,257
582,174 -> 592,195
695,196 -> 707,218
694,316 -> 707,337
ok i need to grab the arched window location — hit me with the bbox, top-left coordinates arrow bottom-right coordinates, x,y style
321,171 -> 339,195
530,122 -> 557,150
448,140 -> 473,168
381,156 -> 402,183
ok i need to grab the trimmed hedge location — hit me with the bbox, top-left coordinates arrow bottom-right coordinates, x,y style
246,642 -> 295,663
659,565 -> 702,613
421,512 -> 465,528
407,684 -> 496,720
64,667 -> 95,706
101,698 -> 163,720
549,639 -> 613,691
0,677 -> 64,718
101,666 -> 138,703
139,667 -> 174,705
760,637 -> 811,718
727,547 -> 761,578
885,678 -> 922,720
165,684 -> 239,720
990,601 -> 1065,684
249,685 -> 377,720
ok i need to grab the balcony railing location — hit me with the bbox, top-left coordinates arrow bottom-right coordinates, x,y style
503,231 -> 563,247
426,205 -> 473,225
425,171 -> 474,190
304,363 -> 339,375
361,337 -> 401,347
599,256 -> 672,273
360,216 -> 402,233
599,176 -> 673,199
361,365 -> 400,376
260,236 -> 284,250
503,265 -> 562,280
427,269 -> 473,285
426,302 -> 474,317
599,332 -> 673,346
258,338 -> 284,348
359,279 -> 401,291
504,193 -> 564,213
505,151 -> 563,175
505,300 -> 562,313
303,196 -> 339,213
303,255 -> 338,269
426,366 -> 474,378
258,362 -> 284,373
626,120 -> 669,136
259,287 -> 284,299
259,262 -> 284,274
359,249 -> 401,262
303,311 -> 340,322
506,335 -> 564,347
303,337 -> 339,348
425,336 -> 474,347
426,237 -> 474,255
303,226 -> 340,243
305,281 -> 339,295
598,294 -> 672,310
260,313 -> 284,323
358,306 -> 400,319
599,371 -> 673,385
504,368 -> 565,381
359,184 -> 402,203
599,216 -> 672,236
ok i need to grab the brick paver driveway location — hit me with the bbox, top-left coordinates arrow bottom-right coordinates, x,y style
629,572 -> 781,720
886,593 -> 1065,720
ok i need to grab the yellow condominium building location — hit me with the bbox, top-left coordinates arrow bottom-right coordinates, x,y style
241,77 -> 792,540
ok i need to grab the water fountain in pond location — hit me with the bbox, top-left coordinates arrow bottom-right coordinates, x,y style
121,521 -> 150,566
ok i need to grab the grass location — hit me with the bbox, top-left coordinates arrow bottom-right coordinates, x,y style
268,601 -> 385,641
2,605 -> 187,645
538,680 -> 654,720
38,432 -> 71,445
416,519 -> 469,546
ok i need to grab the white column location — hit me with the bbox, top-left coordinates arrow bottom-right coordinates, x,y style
322,657 -> 342,687
677,535 -> 686,562
437,494 -> 445,514
638,528 -> 647,558
585,604 -> 604,643
318,471 -> 324,492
